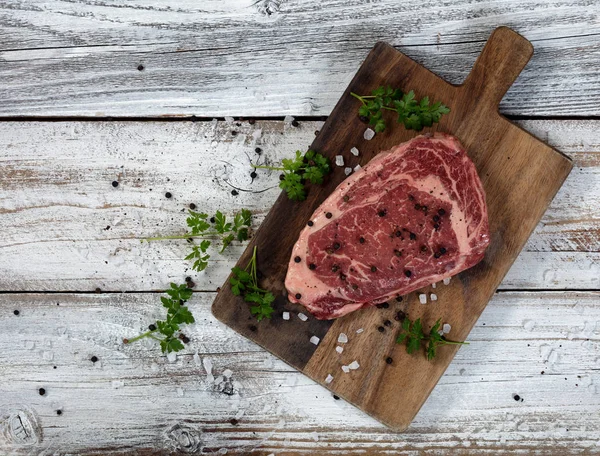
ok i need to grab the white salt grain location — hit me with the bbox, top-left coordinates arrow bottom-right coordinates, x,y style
337,333 -> 348,344
298,313 -> 308,321
356,328 -> 364,334
442,323 -> 452,334
341,365 -> 350,373
443,277 -> 451,285
284,115 -> 295,124
282,311 -> 290,320
430,293 -> 438,301
335,155 -> 345,167
348,361 -> 360,370
224,116 -> 235,124
354,164 -> 362,172
432,282 -> 437,289
350,147 -> 360,156
310,335 -> 320,345
419,293 -> 427,304
344,167 -> 353,176
364,128 -> 375,140
336,346 -> 344,354
223,369 -> 233,378
325,374 -> 334,384
167,351 -> 177,363
252,129 -> 262,140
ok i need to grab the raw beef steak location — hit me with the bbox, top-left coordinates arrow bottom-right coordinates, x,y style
285,133 -> 490,320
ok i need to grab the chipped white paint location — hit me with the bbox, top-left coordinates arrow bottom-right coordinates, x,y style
0,120 -> 599,292
0,291 -> 599,454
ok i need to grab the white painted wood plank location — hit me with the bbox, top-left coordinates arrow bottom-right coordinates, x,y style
0,291 -> 599,454
1,120 -> 598,292
0,0 -> 599,116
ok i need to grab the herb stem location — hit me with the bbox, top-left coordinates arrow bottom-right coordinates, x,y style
126,329 -> 157,344
143,232 -> 221,242
440,340 -> 470,346
252,164 -> 286,171
350,92 -> 367,105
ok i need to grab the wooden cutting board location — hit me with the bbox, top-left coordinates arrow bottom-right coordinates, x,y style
212,26 -> 573,430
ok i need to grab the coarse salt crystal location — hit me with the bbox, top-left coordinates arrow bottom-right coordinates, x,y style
335,155 -> 344,167
335,346 -> 344,354
419,293 -> 427,304
348,361 -> 360,370
224,116 -> 235,124
284,115 -> 295,124
298,313 -> 308,321
364,128 -> 375,140
356,328 -> 364,334
282,311 -> 290,320
442,323 -> 452,334
337,333 -> 348,344
354,164 -> 362,172
344,167 -> 353,176
341,365 -> 350,373
325,374 -> 334,384
430,293 -> 438,301
432,282 -> 437,289
310,335 -> 320,345
350,147 -> 360,156
252,129 -> 262,140
443,277 -> 451,285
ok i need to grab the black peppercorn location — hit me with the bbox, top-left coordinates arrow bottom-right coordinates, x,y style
149,324 -> 157,331
396,296 -> 403,302
409,232 -> 416,240
333,242 -> 341,250
433,215 -> 440,222
13,310 -> 19,315
185,276 -> 192,282
325,212 -> 333,219
307,220 -> 314,227
378,210 -> 386,217
165,192 -> 172,199
333,394 -> 340,400
112,181 -> 119,188
386,357 -> 393,364
339,273 -> 346,281
359,115 -> 369,123
434,252 -> 441,259
294,256 -> 301,263
343,195 -> 349,202
394,311 -> 406,321
382,302 -> 389,308
231,189 -> 238,196
39,388 -> 46,396
440,247 -> 447,254
137,64 -> 144,71
309,263 -> 316,270
421,206 -> 428,213
438,208 -> 446,215
250,171 -> 257,179
384,320 -> 392,327
414,204 -> 421,210
249,325 -> 257,332
359,237 -> 365,244
295,293 -> 302,300
371,266 -> 377,272
255,147 -> 262,154
210,217 -> 216,223
189,203 -> 196,210
291,120 -> 299,127
230,418 -> 239,425
404,270 -> 412,277
394,249 -> 402,257
231,130 -> 237,136
181,335 -> 190,344
395,231 -> 402,237
91,356 -> 98,363
377,326 -> 385,333
433,223 -> 440,230
279,174 -> 285,181
56,410 -> 62,416
248,119 -> 256,125
421,245 -> 428,253
187,281 -> 195,288
376,303 -> 385,309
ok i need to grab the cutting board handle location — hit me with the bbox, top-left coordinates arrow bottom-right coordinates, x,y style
461,26 -> 533,109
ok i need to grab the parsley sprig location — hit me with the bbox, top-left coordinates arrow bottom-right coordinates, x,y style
252,150 -> 331,201
230,246 -> 275,321
350,86 -> 450,133
124,283 -> 195,353
396,317 -> 468,360
145,209 -> 252,272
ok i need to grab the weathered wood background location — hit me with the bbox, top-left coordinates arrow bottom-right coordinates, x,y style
1,1 -> 599,454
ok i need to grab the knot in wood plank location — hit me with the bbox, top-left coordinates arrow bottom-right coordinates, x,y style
164,423 -> 203,453
0,406 -> 43,445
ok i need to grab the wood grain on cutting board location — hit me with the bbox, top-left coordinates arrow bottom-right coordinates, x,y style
212,27 -> 573,430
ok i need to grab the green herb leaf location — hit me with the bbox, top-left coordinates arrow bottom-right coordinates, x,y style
396,316 -> 467,360
186,211 -> 210,235
220,233 -> 235,253
214,210 -> 231,234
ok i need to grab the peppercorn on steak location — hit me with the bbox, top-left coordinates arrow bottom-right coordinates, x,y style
285,133 -> 490,320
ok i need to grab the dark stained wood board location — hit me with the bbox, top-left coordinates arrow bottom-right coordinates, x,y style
212,27 -> 573,431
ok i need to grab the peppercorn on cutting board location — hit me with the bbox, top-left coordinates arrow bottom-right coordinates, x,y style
212,27 -> 572,430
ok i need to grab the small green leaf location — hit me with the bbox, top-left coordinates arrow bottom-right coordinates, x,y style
220,233 -> 235,253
